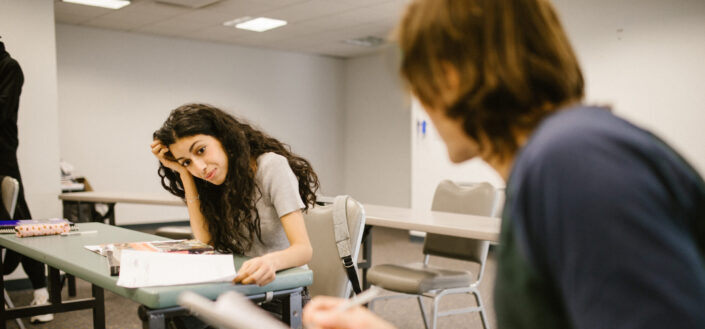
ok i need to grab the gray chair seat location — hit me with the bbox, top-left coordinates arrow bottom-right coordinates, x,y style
154,225 -> 193,240
367,262 -> 473,294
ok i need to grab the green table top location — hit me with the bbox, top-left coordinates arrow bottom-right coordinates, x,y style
0,222 -> 312,309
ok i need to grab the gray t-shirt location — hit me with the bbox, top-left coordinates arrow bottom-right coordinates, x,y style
245,152 -> 305,257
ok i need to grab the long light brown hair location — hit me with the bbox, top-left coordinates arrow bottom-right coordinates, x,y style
398,0 -> 584,158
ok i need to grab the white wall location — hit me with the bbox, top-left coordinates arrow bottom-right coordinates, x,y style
0,0 -> 62,219
56,24 -> 346,225
343,48 -> 411,207
555,0 -> 705,175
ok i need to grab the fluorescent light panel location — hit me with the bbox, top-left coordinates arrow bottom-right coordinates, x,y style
225,17 -> 287,32
62,0 -> 131,10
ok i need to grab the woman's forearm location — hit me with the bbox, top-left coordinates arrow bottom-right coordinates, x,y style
180,174 -> 211,244
263,243 -> 313,271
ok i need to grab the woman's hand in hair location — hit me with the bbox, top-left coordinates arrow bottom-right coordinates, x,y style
233,256 -> 277,286
151,140 -> 188,175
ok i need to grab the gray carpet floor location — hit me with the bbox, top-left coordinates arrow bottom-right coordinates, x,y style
5,227 -> 496,329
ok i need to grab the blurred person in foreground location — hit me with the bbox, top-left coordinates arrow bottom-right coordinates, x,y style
303,0 -> 705,328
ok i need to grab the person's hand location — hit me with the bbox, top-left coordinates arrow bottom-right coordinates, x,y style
303,296 -> 396,329
151,139 -> 187,174
233,256 -> 277,286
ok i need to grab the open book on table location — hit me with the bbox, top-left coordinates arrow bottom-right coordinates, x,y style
84,239 -> 215,256
85,239 -> 226,283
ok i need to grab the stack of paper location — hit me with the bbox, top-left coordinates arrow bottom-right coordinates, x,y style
116,250 -> 237,288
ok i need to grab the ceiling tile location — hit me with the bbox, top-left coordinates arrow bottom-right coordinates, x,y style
55,12 -> 93,24
234,23 -> 320,43
54,0 -> 413,58
135,18 -> 206,34
258,0 -> 359,23
54,1 -> 114,18
115,1 -> 191,18
184,24 -> 249,40
168,8 -> 237,24
199,0 -> 273,16
83,11 -> 162,31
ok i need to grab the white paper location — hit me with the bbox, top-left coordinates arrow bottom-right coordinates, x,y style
179,291 -> 288,329
116,250 -> 237,288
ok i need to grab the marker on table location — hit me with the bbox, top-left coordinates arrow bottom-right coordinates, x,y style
335,286 -> 382,312
60,230 -> 98,236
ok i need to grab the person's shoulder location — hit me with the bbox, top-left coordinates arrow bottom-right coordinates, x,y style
518,105 -> 637,166
257,152 -> 288,166
0,53 -> 22,74
256,152 -> 290,175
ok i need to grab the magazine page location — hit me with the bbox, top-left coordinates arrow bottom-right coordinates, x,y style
116,250 -> 237,288
85,239 -> 214,257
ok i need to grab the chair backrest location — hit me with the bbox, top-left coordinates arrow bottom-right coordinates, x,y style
304,196 -> 366,298
1,176 -> 20,218
424,180 -> 496,267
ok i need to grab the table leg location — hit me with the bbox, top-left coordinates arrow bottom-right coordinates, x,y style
282,289 -> 303,329
138,307 -> 166,329
138,305 -> 189,329
1,249 -> 6,329
105,203 -> 115,226
68,274 -> 77,297
92,285 -> 105,329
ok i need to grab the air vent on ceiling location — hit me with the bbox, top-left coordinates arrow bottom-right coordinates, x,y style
155,0 -> 222,9
342,36 -> 386,48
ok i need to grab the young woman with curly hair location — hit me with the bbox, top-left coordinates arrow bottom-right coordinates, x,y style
151,103 -> 318,286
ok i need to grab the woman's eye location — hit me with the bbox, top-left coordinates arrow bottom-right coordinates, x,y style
181,160 -> 191,167
197,147 -> 205,154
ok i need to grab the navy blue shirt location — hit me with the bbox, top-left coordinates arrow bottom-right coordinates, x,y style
494,105 -> 705,329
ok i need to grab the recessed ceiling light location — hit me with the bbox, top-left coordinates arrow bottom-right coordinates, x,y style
223,17 -> 287,32
343,36 -> 386,48
61,0 -> 131,9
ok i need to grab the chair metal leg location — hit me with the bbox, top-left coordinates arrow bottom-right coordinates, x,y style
472,288 -> 490,329
431,295 -> 441,329
416,296 -> 430,329
3,290 -> 26,329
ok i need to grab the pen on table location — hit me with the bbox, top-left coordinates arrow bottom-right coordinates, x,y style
60,230 -> 98,236
335,286 -> 382,312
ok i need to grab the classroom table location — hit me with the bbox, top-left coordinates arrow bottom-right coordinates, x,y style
0,223 -> 312,329
357,204 -> 501,289
58,191 -> 183,225
57,192 -> 501,289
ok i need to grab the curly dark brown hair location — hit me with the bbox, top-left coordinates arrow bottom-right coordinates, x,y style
153,104 -> 319,254
398,0 -> 585,159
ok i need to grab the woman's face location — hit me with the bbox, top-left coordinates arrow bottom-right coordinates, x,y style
169,134 -> 229,185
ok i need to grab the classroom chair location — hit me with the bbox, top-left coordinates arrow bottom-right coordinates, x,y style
366,180 -> 497,329
1,176 -> 27,329
304,195 -> 366,298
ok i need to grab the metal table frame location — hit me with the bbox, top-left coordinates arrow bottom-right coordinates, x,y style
0,248 -> 105,329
